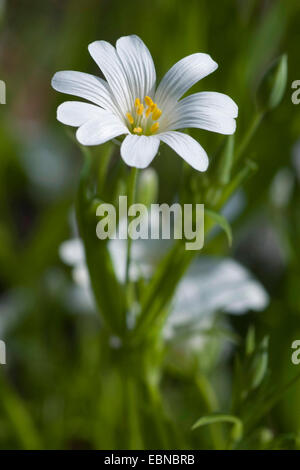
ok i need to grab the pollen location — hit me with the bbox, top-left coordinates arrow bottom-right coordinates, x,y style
127,96 -> 163,135
152,108 -> 162,121
145,106 -> 152,118
136,103 -> 144,115
150,122 -> 159,134
126,112 -> 134,124
145,96 -> 153,107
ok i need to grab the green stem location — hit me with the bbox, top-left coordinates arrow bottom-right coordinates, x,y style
147,382 -> 171,449
215,159 -> 258,210
123,373 -> 144,449
235,111 -> 264,163
125,167 -> 139,292
98,144 -> 113,193
195,375 -> 226,450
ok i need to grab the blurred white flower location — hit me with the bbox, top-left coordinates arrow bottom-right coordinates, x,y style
164,257 -> 269,368
59,236 -> 156,301
59,238 -> 269,335
269,167 -> 294,208
52,35 -> 238,171
59,239 -> 94,312
166,257 -> 269,338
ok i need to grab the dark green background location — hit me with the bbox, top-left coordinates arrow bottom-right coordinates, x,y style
0,0 -> 300,449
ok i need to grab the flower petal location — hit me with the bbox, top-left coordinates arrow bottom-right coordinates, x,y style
88,40 -> 132,114
169,92 -> 237,135
51,71 -> 116,112
185,92 -> 238,117
76,111 -> 128,146
155,53 -> 218,108
59,239 -> 85,266
159,131 -> 208,172
57,101 -> 106,127
121,135 -> 160,168
170,257 -> 269,330
116,35 -> 156,102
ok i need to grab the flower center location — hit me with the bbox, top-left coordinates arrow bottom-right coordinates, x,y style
126,96 -> 162,136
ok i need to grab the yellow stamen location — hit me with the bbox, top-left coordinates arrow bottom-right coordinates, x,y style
152,108 -> 162,121
145,96 -> 153,107
133,127 -> 143,134
126,112 -> 134,124
150,103 -> 157,112
137,103 -> 144,115
145,106 -> 152,118
150,122 -> 159,134
135,98 -> 141,108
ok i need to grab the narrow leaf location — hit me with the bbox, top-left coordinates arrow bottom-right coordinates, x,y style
205,209 -> 233,247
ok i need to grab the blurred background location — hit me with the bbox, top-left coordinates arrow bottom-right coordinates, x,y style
1,0 -> 300,449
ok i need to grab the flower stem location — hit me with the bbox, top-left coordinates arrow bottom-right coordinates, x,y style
235,111 -> 264,163
195,375 -> 226,450
125,167 -> 139,298
76,147 -> 126,335
98,144 -> 113,193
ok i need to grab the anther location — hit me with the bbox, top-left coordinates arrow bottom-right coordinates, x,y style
152,108 -> 162,121
150,122 -> 159,134
145,106 -> 152,118
145,96 -> 153,107
137,103 -> 144,115
126,112 -> 134,124
133,127 -> 143,134
135,98 -> 141,108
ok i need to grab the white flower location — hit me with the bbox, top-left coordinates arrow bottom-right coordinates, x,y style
168,257 -> 269,336
59,238 -> 269,333
52,35 -> 238,171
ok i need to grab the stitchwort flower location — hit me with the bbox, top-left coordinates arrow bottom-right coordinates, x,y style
52,35 -> 238,171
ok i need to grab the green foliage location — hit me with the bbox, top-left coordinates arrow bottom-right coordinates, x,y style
1,0 -> 300,450
256,54 -> 288,112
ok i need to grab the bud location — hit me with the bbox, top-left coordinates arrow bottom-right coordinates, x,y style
137,168 -> 158,207
250,336 -> 269,389
256,54 -> 288,112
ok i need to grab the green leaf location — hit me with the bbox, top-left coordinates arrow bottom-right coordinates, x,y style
250,336 -> 269,390
245,325 -> 256,356
244,369 -> 300,432
0,373 -> 43,450
218,159 -> 258,207
205,209 -> 233,247
256,54 -> 288,112
192,413 -> 243,443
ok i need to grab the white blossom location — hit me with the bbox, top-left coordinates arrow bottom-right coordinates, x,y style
52,35 -> 238,171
